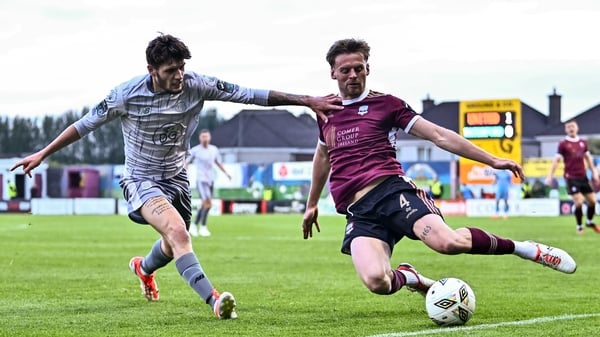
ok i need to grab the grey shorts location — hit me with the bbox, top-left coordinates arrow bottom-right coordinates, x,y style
196,181 -> 214,201
342,175 -> 442,255
120,170 -> 192,226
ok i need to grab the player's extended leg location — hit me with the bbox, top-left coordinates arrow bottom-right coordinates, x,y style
139,196 -> 236,318
349,236 -> 433,295
413,214 -> 577,274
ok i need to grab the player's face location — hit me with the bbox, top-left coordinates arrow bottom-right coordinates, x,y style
564,121 -> 578,137
330,53 -> 369,100
149,61 -> 185,94
200,132 -> 211,146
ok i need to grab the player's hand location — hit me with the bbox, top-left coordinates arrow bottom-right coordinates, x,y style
592,175 -> 600,190
307,94 -> 342,123
302,205 -> 321,239
10,152 -> 44,177
491,159 -> 524,181
544,176 -> 553,186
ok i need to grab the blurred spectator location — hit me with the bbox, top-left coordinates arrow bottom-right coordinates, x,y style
430,176 -> 443,200
8,180 -> 17,200
531,179 -> 546,198
521,179 -> 532,199
30,183 -> 40,199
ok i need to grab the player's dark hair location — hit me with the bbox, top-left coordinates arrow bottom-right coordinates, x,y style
326,38 -> 370,67
146,33 -> 192,68
565,119 -> 578,125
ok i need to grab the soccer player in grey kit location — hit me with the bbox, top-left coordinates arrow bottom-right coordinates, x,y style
186,129 -> 230,237
301,38 -> 577,301
11,33 -> 341,319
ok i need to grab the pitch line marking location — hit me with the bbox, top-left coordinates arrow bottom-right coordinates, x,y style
365,313 -> 600,337
0,223 -> 30,231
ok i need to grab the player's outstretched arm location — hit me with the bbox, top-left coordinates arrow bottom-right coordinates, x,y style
267,91 -> 342,122
409,118 -> 524,180
10,125 -> 81,177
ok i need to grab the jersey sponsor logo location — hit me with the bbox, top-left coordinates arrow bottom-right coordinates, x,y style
152,123 -> 184,145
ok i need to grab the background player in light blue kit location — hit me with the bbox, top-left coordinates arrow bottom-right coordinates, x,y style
493,169 -> 513,219
11,33 -> 341,320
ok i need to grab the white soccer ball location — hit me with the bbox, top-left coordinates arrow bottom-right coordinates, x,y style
425,277 -> 476,326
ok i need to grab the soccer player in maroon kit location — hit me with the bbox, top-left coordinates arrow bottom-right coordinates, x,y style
301,38 -> 577,300
546,120 -> 600,233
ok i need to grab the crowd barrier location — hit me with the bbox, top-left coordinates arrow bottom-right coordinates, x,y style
1,198 -> 598,216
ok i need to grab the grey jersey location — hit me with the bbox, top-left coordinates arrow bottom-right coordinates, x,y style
187,144 -> 221,183
73,72 -> 268,180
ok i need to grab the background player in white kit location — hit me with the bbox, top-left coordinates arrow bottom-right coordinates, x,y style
301,38 -> 577,306
186,129 -> 230,237
11,33 -> 341,320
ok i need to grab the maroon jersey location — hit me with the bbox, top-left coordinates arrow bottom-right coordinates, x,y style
557,137 -> 589,179
317,90 -> 420,213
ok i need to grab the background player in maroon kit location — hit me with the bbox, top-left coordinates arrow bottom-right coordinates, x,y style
546,120 -> 600,233
301,38 -> 577,301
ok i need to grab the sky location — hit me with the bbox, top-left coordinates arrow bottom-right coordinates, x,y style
1,0 -> 600,122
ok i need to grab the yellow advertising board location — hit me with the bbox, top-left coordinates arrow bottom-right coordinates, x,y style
522,157 -> 563,178
459,99 -> 522,184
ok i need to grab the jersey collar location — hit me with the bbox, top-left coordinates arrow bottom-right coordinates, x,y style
341,88 -> 370,106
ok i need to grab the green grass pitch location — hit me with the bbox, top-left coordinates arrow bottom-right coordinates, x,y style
1,213 -> 599,337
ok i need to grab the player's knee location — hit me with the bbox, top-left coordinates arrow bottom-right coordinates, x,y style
165,222 -> 191,246
361,273 -> 389,294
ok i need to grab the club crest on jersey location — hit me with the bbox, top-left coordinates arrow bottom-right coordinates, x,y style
358,105 -> 369,116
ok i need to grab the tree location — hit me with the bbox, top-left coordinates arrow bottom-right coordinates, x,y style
9,116 -> 39,155
0,116 -> 9,154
